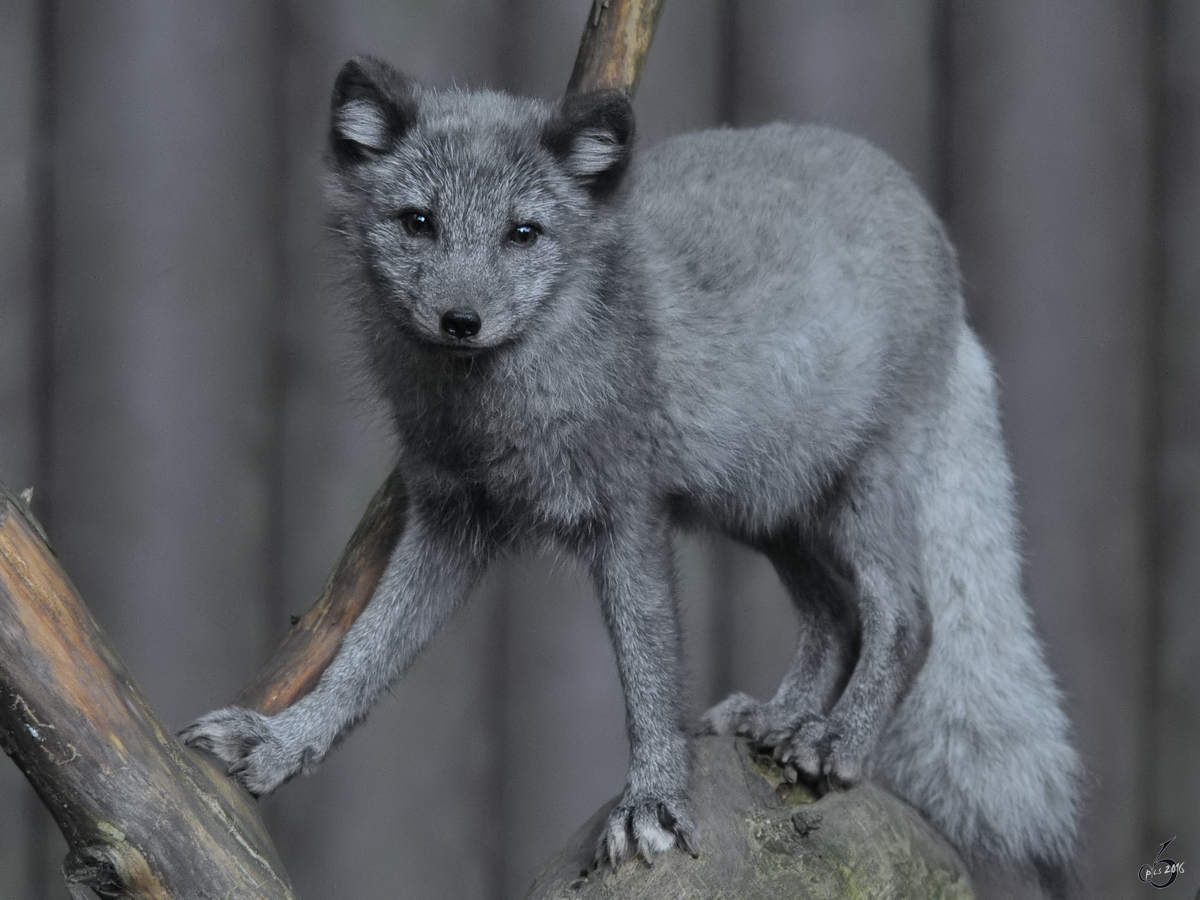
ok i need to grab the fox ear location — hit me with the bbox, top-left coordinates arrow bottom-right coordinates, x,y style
543,90 -> 634,197
330,56 -> 417,164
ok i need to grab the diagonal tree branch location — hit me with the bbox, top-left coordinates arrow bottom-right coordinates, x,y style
235,467 -> 408,716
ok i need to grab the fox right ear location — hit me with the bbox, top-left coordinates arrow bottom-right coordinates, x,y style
543,89 -> 635,198
330,56 -> 417,164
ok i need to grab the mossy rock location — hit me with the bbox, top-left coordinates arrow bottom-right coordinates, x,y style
525,736 -> 974,900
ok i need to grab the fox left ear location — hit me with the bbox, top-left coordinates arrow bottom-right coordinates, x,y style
543,90 -> 634,197
330,56 -> 418,165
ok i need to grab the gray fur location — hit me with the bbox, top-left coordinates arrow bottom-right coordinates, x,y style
182,56 -> 1081,890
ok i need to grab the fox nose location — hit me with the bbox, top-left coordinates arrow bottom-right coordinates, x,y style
440,308 -> 481,339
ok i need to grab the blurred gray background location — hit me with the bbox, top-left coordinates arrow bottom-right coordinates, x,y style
0,1 -> 1196,898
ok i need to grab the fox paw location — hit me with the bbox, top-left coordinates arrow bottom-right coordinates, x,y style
596,796 -> 699,866
179,706 -> 316,796
700,692 -> 806,748
780,714 -> 865,788
703,697 -> 866,789
699,691 -> 761,735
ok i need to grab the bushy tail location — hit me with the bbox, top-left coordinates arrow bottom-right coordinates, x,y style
872,323 -> 1082,892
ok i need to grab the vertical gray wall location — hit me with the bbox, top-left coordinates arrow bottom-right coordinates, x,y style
1147,0 -> 1200,876
0,3 -> 1194,900
0,3 -> 50,897
948,2 -> 1157,892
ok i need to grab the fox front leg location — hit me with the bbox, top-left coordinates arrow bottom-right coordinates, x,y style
182,502 -> 488,795
589,514 -> 699,865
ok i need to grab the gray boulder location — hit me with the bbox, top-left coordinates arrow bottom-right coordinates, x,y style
526,736 -> 974,900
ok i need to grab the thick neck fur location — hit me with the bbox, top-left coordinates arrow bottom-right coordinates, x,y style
358,213 -> 659,539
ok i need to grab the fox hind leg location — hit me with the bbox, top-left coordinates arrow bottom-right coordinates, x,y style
779,455 -> 932,787
701,531 -> 856,754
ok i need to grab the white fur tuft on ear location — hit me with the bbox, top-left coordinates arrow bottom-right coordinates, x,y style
565,128 -> 626,177
334,99 -> 391,152
543,90 -> 633,195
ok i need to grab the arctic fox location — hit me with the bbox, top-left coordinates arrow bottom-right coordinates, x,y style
183,55 -> 1081,893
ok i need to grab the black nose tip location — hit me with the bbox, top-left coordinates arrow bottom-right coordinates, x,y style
440,308 -> 482,339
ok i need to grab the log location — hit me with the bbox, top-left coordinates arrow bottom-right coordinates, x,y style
0,482 -> 293,899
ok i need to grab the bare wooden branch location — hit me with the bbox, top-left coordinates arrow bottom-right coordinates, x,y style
568,0 -> 665,94
236,467 -> 408,716
0,484 -> 294,899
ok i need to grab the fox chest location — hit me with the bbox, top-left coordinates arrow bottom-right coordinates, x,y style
398,409 -> 623,542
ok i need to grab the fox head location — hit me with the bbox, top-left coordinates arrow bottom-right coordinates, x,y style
326,56 -> 635,357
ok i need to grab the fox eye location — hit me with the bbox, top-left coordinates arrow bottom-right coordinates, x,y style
507,223 -> 541,246
398,209 -> 436,237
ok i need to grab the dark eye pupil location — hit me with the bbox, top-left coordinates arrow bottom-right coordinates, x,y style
510,224 -> 538,245
400,210 -> 434,236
